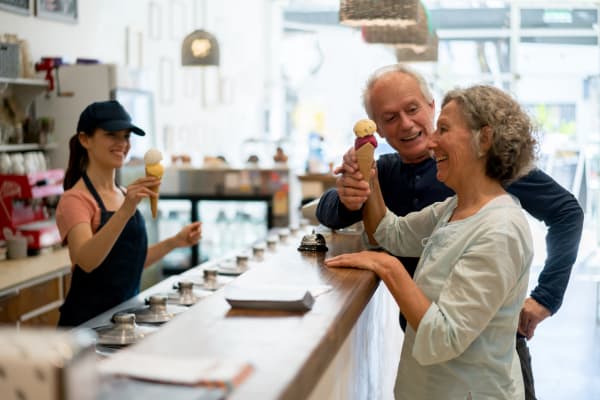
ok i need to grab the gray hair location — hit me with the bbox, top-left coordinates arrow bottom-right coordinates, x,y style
362,63 -> 434,119
442,85 -> 537,185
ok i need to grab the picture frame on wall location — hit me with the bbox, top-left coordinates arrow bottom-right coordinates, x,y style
35,0 -> 77,23
169,0 -> 188,41
159,57 -> 174,106
0,0 -> 31,16
148,1 -> 162,40
125,26 -> 143,69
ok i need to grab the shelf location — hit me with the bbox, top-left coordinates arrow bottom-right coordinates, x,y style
0,77 -> 49,113
0,143 -> 57,153
0,77 -> 48,87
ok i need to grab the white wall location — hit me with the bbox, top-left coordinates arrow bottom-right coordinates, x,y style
0,0 -> 277,167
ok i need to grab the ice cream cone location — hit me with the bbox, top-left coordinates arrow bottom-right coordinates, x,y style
356,143 -> 378,245
145,168 -> 161,218
355,143 -> 375,182
144,149 -> 164,219
150,196 -> 158,218
352,119 -> 380,245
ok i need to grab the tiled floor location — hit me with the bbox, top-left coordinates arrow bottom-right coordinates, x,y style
527,219 -> 600,399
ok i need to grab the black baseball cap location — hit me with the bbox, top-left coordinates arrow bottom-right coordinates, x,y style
76,100 -> 146,136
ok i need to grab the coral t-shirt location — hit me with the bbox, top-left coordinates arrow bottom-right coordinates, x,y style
55,189 -> 102,244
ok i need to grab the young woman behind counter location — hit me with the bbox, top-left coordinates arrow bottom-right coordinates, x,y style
56,100 -> 201,327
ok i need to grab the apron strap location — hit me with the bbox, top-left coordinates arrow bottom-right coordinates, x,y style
82,171 -> 107,211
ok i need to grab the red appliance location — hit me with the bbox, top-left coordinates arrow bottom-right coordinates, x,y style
0,169 -> 64,251
34,57 -> 74,97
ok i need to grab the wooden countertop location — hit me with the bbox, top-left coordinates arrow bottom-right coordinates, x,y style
0,248 -> 71,295
106,231 -> 376,400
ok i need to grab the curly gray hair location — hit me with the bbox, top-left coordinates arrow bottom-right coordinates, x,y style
442,85 -> 537,185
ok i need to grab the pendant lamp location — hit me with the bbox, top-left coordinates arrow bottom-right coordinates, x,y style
181,29 -> 220,66
362,1 -> 428,44
395,32 -> 438,62
339,0 -> 419,27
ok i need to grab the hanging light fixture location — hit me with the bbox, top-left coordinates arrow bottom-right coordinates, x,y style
361,1 -> 428,45
395,32 -> 438,62
339,0 -> 419,27
181,29 -> 220,66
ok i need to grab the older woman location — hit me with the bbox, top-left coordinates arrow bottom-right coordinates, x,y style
325,85 -> 536,399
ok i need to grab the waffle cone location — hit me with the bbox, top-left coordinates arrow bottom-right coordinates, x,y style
145,167 -> 161,219
355,143 -> 375,181
149,187 -> 159,218
356,142 -> 378,245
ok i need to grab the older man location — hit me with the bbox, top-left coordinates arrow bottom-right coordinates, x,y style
316,64 -> 584,400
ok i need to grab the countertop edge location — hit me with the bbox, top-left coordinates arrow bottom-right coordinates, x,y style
0,248 -> 71,296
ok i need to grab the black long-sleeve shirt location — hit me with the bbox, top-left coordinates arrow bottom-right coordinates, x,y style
316,154 -> 584,315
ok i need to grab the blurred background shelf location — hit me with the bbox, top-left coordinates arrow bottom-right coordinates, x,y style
0,143 -> 57,152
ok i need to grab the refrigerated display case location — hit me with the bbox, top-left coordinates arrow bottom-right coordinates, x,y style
149,198 -> 268,276
156,200 -> 193,275
198,200 -> 268,262
112,160 -> 288,277
156,166 -> 289,272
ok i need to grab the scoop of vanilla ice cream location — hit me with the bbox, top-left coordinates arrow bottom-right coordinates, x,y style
353,119 -> 376,138
144,148 -> 163,164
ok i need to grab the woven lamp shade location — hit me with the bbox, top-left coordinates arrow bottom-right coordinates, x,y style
362,1 -> 428,44
339,0 -> 419,27
181,29 -> 220,66
395,32 -> 438,62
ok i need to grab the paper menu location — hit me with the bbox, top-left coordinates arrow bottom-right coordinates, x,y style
226,283 -> 332,298
223,284 -> 332,311
99,352 -> 252,390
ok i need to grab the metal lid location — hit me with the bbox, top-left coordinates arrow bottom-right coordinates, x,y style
178,280 -> 194,290
133,295 -> 177,324
166,280 -> 200,306
298,230 -> 328,252
252,247 -> 265,262
204,268 -> 218,280
217,259 -> 246,276
266,235 -> 278,250
194,268 -> 221,291
94,313 -> 149,346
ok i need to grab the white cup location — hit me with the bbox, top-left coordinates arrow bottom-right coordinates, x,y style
7,237 -> 28,259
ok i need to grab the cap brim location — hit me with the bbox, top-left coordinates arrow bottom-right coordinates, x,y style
98,120 -> 146,136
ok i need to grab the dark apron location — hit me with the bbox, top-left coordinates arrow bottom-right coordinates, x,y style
58,172 -> 147,327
